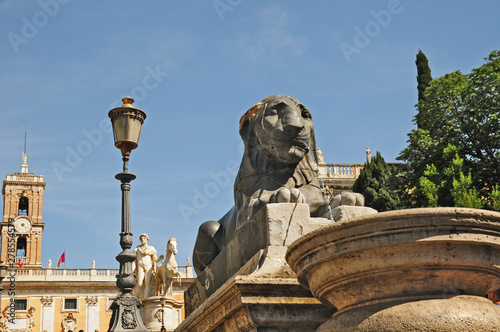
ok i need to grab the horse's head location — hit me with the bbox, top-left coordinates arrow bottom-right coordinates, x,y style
167,237 -> 178,255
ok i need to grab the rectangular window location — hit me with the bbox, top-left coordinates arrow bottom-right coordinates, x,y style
64,299 -> 77,310
14,299 -> 27,311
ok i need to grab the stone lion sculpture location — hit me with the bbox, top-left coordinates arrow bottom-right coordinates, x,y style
192,95 -> 361,274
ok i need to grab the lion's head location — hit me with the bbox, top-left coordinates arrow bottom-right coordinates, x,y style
239,95 -> 317,166
235,95 -> 325,220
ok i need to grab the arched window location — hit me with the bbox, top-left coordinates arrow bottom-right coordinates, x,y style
17,237 -> 27,257
19,197 -> 29,215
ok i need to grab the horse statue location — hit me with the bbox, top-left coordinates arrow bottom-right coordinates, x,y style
155,237 -> 182,297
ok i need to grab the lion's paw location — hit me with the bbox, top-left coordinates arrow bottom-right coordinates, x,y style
330,191 -> 365,208
270,188 -> 306,204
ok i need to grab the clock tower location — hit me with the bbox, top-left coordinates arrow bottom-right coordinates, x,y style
1,154 -> 45,268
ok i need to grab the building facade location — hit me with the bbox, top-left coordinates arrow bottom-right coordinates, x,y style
0,156 -> 194,332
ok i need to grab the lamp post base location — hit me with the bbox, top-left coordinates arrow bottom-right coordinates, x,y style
108,293 -> 148,332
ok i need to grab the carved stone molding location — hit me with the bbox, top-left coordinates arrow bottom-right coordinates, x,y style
0,306 -> 36,332
86,296 -> 99,306
153,309 -> 162,323
62,313 -> 78,332
41,296 -> 54,306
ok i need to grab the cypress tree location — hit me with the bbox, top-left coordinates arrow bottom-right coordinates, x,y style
416,50 -> 432,102
415,50 -> 433,130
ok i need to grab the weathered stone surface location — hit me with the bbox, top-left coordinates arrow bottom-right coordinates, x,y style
185,203 -> 331,315
176,275 -> 334,332
330,191 -> 365,208
319,296 -> 500,332
286,207 -> 500,331
330,205 -> 377,221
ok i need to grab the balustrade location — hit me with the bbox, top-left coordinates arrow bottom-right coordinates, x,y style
11,266 -> 192,280
321,164 -> 364,178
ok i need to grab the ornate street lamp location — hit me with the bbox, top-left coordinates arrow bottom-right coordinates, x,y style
108,97 -> 148,332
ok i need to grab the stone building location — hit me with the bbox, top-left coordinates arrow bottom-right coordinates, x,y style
0,156 -> 194,331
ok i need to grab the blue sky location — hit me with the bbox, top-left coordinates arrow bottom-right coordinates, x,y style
1,1 -> 499,269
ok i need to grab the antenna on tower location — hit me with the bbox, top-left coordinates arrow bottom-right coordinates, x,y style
24,131 -> 27,155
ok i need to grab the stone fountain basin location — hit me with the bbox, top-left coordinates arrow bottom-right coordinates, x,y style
286,207 -> 500,313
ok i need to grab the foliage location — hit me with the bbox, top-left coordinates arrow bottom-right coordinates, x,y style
412,144 -> 483,208
416,50 -> 432,104
415,164 -> 439,207
452,172 -> 483,209
487,185 -> 500,212
353,152 -> 402,211
399,50 -> 500,209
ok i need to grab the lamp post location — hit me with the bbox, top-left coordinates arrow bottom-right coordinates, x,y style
160,296 -> 166,331
108,97 -> 148,332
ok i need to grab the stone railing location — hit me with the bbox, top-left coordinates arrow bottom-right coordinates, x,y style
5,173 -> 44,182
9,265 -> 194,281
320,164 -> 364,179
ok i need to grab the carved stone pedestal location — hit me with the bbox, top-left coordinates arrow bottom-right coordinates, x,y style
141,296 -> 183,332
176,272 -> 334,332
287,207 -> 500,331
177,203 -> 349,331
108,293 -> 148,332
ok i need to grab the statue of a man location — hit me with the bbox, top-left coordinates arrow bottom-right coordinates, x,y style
133,233 -> 162,299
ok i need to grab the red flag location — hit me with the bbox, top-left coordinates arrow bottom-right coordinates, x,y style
57,252 -> 65,269
18,258 -> 23,267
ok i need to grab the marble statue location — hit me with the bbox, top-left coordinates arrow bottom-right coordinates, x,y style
193,95 -> 362,274
133,233 -> 163,299
48,258 -> 52,269
366,146 -> 372,163
155,237 -> 181,297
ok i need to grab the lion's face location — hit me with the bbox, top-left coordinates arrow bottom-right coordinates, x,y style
240,95 -> 314,164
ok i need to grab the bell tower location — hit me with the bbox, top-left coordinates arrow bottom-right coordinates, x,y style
0,154 -> 45,268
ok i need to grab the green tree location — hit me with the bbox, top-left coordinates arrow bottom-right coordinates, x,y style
353,152 -> 401,211
413,144 -> 482,208
399,50 -> 500,208
459,51 -> 500,191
